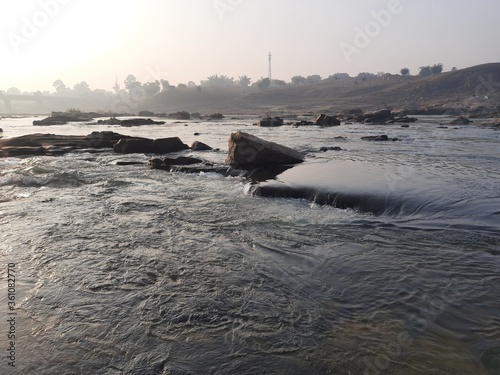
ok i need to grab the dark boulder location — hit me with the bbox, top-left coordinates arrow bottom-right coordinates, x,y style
319,146 -> 342,152
114,137 -> 189,154
113,138 -> 155,154
392,116 -> 417,123
96,117 -> 122,125
209,113 -> 224,119
148,156 -> 204,171
314,114 -> 341,126
115,161 -> 146,166
33,115 -> 92,126
293,120 -> 314,126
1,146 -> 45,157
361,134 -> 398,141
257,117 -> 284,127
450,116 -> 471,125
191,141 -> 213,151
358,109 -> 394,124
168,111 -> 190,120
0,131 -> 133,158
153,137 -> 189,153
120,118 -> 166,127
163,156 -> 203,165
225,131 -> 304,168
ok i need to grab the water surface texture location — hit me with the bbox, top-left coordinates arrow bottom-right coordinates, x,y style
0,116 -> 499,374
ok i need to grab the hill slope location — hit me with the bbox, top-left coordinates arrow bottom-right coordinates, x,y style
143,63 -> 500,114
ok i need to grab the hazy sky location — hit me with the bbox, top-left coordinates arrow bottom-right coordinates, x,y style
1,0 -> 499,92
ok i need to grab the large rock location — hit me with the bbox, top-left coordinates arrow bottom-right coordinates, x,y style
225,131 -> 304,168
113,138 -> 154,154
257,117 -> 284,127
153,137 -> 189,153
361,134 -> 398,142
113,137 -> 189,154
358,109 -> 395,124
33,115 -> 92,126
191,141 -> 213,151
450,116 -> 471,125
0,131 -> 132,157
314,114 -> 341,126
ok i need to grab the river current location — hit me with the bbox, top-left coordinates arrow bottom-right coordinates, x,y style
0,115 -> 499,374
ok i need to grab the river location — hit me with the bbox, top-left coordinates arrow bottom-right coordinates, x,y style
0,115 -> 499,374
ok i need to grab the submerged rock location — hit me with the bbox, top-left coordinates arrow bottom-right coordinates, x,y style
257,117 -> 284,127
292,120 -> 314,126
314,114 -> 341,126
225,131 -> 304,168
361,134 -> 398,142
33,115 -> 92,126
191,141 -> 213,151
0,131 -> 132,157
319,146 -> 342,152
148,156 -> 204,170
114,137 -> 189,154
96,118 -> 166,126
450,116 -> 472,125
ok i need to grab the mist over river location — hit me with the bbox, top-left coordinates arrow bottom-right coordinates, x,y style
0,115 -> 499,374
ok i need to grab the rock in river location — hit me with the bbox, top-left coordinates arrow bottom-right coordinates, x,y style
225,131 -> 304,168
191,141 -> 213,151
314,114 -> 341,126
113,137 -> 189,154
361,134 -> 398,142
450,116 -> 472,125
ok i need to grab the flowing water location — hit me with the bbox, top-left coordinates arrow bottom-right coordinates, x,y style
0,115 -> 499,374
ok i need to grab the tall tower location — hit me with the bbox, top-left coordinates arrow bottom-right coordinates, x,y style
268,52 -> 272,80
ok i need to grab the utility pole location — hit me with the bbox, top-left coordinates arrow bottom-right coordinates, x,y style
268,52 -> 272,81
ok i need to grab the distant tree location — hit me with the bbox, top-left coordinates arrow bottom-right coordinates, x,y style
291,75 -> 307,85
143,81 -> 160,96
377,72 -> 386,77
160,79 -> 171,92
73,81 -> 91,96
124,75 -> 142,92
238,75 -> 252,88
329,73 -> 350,80
201,74 -> 235,88
273,79 -> 286,86
307,74 -> 322,83
112,81 -> 120,93
257,78 -> 271,90
177,83 -> 187,89
6,87 -> 21,95
431,63 -> 443,75
418,66 -> 432,77
400,67 -> 410,76
357,72 -> 376,80
92,89 -> 111,98
53,79 -> 68,94
419,64 -> 443,77
187,81 -> 196,88
196,86 -> 202,92
451,66 -> 458,72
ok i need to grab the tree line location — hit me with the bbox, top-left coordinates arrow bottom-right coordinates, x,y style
1,63 -> 456,98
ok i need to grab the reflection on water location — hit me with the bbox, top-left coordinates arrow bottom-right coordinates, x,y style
0,117 -> 499,374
